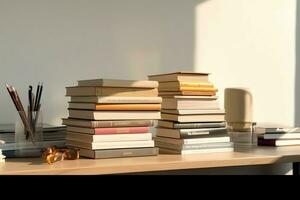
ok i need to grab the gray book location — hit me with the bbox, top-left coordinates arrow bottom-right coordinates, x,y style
158,120 -> 226,129
78,147 -> 158,159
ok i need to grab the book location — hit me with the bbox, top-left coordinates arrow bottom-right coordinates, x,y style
62,118 -> 155,128
159,86 -> 218,92
66,140 -> 155,150
148,72 -> 210,82
159,91 -> 217,96
79,147 -> 159,159
159,147 -> 234,155
158,121 -> 226,129
68,110 -> 161,120
66,132 -> 152,143
68,103 -> 161,111
66,87 -> 158,97
154,136 -> 231,145
67,126 -> 150,135
70,96 -> 162,104
262,133 -> 300,140
156,127 -> 228,139
162,97 -> 220,110
257,138 -> 300,146
155,141 -> 233,151
161,113 -> 225,123
159,81 -> 214,89
162,109 -> 225,115
77,79 -> 159,88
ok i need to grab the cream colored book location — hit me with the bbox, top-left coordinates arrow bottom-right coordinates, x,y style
162,109 -> 225,115
77,79 -> 158,88
159,147 -> 234,155
70,96 -> 162,104
148,72 -> 209,82
161,113 -> 225,123
66,140 -> 155,150
154,136 -> 231,145
68,110 -> 161,120
66,87 -> 158,97
162,98 -> 220,110
66,132 -> 152,143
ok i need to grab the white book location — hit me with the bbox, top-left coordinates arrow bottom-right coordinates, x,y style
159,147 -> 234,155
154,136 -> 230,145
66,140 -> 155,150
263,133 -> 300,140
70,96 -> 162,104
77,79 -> 158,88
66,132 -> 152,143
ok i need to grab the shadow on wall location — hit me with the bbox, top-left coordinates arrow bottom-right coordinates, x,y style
0,0 -> 197,124
296,1 -> 300,126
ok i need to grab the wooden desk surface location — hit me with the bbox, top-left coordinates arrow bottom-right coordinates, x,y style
1,146 -> 300,175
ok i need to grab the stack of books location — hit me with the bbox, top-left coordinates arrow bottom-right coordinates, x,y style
63,78 -> 161,159
149,72 -> 233,155
0,140 -> 5,163
256,124 -> 300,147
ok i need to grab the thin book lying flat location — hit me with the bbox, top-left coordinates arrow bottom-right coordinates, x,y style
68,103 -> 161,111
70,96 -> 162,104
66,140 -> 155,150
66,132 -> 153,143
68,110 -> 161,120
79,147 -> 158,159
158,121 -> 226,129
67,126 -> 150,135
148,72 -> 210,82
77,79 -> 159,88
159,147 -> 233,155
62,118 -> 155,128
66,87 -> 158,97
161,113 -> 225,123
162,98 -> 220,110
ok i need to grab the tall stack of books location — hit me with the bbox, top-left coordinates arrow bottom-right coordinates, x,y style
0,140 -> 5,163
256,124 -> 300,147
149,72 -> 233,155
63,79 -> 161,159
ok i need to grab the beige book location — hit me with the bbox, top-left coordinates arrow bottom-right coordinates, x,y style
162,98 -> 220,110
66,140 -> 155,150
62,118 -> 155,128
70,96 -> 162,103
162,109 -> 225,115
79,147 -> 158,159
66,132 -> 152,143
77,79 -> 158,88
66,87 -> 158,97
68,103 -> 161,111
159,81 -> 214,89
148,72 -> 209,82
161,113 -> 225,123
68,110 -> 161,120
159,91 -> 216,96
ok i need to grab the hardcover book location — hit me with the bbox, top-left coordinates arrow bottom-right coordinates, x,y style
70,96 -> 162,104
157,121 -> 226,129
66,87 -> 158,97
66,132 -> 152,143
67,126 -> 150,135
68,110 -> 161,120
148,72 -> 210,82
161,97 -> 220,110
77,79 -> 159,88
79,147 -> 158,159
161,113 -> 225,123
62,118 -> 155,128
68,103 -> 161,111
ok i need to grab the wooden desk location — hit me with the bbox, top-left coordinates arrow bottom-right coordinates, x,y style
1,146 -> 300,175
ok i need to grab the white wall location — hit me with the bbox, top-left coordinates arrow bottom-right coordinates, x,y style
0,0 -> 196,125
195,0 -> 296,127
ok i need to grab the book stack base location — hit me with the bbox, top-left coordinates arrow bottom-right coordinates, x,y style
64,78 -> 161,159
149,72 -> 233,155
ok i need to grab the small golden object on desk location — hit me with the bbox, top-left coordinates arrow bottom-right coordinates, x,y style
41,146 -> 80,165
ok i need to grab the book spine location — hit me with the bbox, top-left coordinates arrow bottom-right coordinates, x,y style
91,120 -> 154,128
179,87 -> 218,92
95,104 -> 161,111
94,127 -> 150,134
179,82 -> 214,88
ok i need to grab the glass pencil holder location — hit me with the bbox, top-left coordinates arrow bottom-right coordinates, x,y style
14,110 -> 44,158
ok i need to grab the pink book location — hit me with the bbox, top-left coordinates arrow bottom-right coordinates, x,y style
67,126 -> 150,135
